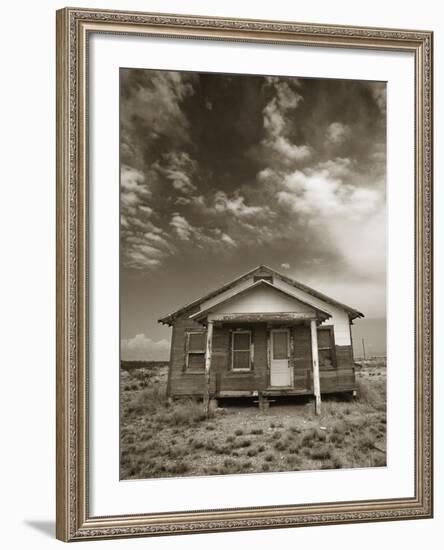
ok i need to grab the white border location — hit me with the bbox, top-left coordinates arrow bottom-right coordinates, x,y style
89,33 -> 415,516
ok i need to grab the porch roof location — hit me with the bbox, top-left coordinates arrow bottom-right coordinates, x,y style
197,312 -> 329,324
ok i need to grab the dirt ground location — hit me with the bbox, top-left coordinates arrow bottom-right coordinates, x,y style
120,362 -> 386,480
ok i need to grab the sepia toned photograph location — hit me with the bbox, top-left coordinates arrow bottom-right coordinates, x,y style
119,68 -> 387,480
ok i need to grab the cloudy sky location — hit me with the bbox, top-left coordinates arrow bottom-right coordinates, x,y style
120,68 -> 386,360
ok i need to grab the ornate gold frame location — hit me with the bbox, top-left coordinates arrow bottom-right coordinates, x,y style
56,7 -> 433,542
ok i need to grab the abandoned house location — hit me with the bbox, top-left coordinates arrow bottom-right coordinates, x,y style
158,265 -> 364,413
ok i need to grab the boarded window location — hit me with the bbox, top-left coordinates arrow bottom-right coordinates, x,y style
317,327 -> 335,368
186,331 -> 206,371
232,331 -> 251,371
272,331 -> 288,360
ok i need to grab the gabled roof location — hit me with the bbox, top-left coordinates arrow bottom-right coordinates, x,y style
158,265 -> 364,325
190,279 -> 332,323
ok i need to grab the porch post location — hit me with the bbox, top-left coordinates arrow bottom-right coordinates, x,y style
203,320 -> 214,417
310,319 -> 321,415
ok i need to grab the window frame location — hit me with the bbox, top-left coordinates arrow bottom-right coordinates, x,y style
317,325 -> 337,368
185,330 -> 207,372
231,329 -> 253,372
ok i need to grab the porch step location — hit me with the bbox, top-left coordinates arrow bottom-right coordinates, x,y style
263,388 -> 311,396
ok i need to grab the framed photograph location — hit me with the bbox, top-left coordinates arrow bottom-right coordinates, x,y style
56,7 -> 433,542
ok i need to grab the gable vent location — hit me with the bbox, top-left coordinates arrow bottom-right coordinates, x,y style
254,275 -> 273,284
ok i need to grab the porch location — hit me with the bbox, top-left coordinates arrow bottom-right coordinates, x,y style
193,312 -> 326,415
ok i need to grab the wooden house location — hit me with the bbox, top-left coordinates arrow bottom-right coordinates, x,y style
158,265 -> 363,413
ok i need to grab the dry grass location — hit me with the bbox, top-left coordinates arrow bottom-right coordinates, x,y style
120,363 -> 386,480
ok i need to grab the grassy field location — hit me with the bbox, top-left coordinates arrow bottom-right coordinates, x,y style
120,362 -> 386,480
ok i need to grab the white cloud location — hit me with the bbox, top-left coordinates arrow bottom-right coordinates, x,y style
220,233 -> 237,247
316,157 -> 353,178
156,151 -> 198,195
169,172 -> 197,194
371,83 -> 386,115
121,71 -> 195,166
281,263 -> 290,269
170,213 -> 195,240
326,122 -> 351,145
143,231 -> 172,249
170,213 -> 238,251
121,334 -> 170,361
120,165 -> 171,270
139,205 -> 153,216
175,195 -> 206,207
278,161 -> 380,220
214,191 -> 269,217
274,158 -> 385,281
127,253 -> 161,268
121,165 -> 151,196
269,136 -> 311,162
261,78 -> 311,164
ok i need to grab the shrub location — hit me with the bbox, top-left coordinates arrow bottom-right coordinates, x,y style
214,445 -> 230,455
373,455 -> 386,467
223,458 -> 236,469
126,386 -> 166,416
357,435 -> 376,451
167,399 -> 213,426
234,428 -> 244,436
332,455 -> 344,468
301,429 -> 316,445
274,439 -> 288,452
286,454 -> 301,468
356,379 -> 386,411
251,428 -> 263,435
310,446 -> 331,460
329,433 -> 344,444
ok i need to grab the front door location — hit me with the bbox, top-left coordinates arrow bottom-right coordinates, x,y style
270,329 -> 292,387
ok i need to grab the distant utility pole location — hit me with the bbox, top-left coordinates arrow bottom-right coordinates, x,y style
362,338 -> 366,360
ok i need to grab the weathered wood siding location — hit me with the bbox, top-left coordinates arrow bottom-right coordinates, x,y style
168,316 -> 270,397
167,309 -> 207,397
290,325 -> 355,393
168,314 -> 356,398
292,324 -> 312,390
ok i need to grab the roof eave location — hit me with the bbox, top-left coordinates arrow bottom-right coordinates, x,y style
157,264 -> 365,325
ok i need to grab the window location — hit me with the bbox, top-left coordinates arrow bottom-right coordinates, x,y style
317,327 -> 335,368
272,330 -> 289,360
231,330 -> 252,371
186,331 -> 206,371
